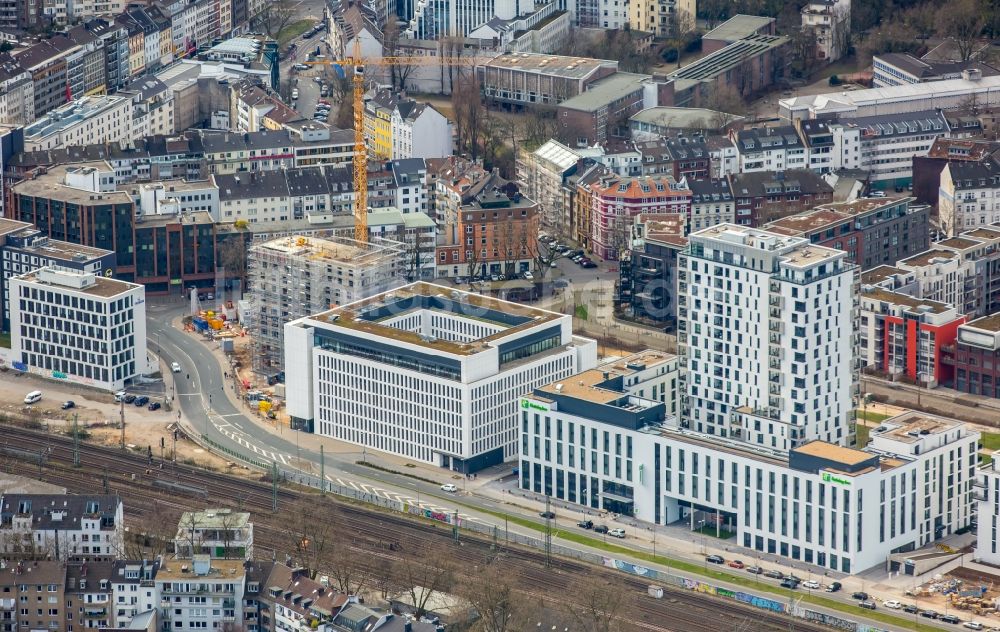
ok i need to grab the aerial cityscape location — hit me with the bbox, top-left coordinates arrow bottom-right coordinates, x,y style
1,0 -> 1000,629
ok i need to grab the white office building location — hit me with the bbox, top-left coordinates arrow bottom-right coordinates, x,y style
520,364 -> 979,573
22,95 -> 134,152
9,266 -> 150,392
678,225 -> 856,448
285,282 -> 597,472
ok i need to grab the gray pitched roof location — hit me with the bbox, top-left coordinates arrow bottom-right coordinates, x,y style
215,170 -> 289,200
735,125 -> 802,154
688,178 -> 733,203
0,494 -> 120,531
729,169 -> 833,197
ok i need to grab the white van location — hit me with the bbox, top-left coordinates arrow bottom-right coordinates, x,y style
23,391 -> 42,404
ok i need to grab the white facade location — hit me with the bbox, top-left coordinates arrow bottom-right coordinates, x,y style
285,282 -> 597,472
173,509 -> 254,560
10,266 -> 149,392
938,161 -> 1000,235
156,557 -> 245,630
0,66 -> 34,126
112,559 -> 160,625
976,455 -> 1000,566
520,383 -> 978,573
22,95 -> 134,152
678,225 -> 855,448
391,105 -> 453,161
0,494 -> 125,560
800,0 -> 850,62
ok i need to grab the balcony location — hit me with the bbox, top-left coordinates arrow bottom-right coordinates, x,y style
769,296 -> 781,307
223,599 -> 236,608
768,321 -> 781,332
84,607 -> 107,618
769,358 -> 781,369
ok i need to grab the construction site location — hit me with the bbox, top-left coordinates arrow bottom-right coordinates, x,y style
246,233 -> 406,377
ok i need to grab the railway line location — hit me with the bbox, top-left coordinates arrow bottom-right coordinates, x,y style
3,425 -> 834,631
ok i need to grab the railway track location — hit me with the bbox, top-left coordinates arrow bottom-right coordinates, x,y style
4,426 -> 833,632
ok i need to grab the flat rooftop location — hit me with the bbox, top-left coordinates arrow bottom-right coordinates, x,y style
16,269 -> 136,298
963,227 -> 1000,241
861,287 -> 951,314
631,106 -> 744,129
559,72 -> 649,112
765,209 -> 849,236
873,412 -> 961,444
939,236 -> 982,250
11,162 -> 132,206
794,440 -> 875,467
311,282 -> 564,355
861,265 -> 907,285
670,34 -> 787,82
23,96 -> 128,141
965,313 -> 1000,333
816,196 -> 909,217
0,218 -> 31,236
536,350 -> 675,404
898,248 -> 958,267
781,245 -> 842,267
175,509 -> 250,530
7,230 -> 111,260
484,52 -> 616,79
252,235 -> 401,266
702,14 -> 774,42
156,557 -> 245,581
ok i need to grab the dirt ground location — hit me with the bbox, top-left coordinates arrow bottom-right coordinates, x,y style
910,568 -> 1000,619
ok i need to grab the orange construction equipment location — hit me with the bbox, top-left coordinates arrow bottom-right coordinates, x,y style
307,41 -> 475,244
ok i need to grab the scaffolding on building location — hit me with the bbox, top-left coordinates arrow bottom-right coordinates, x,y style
247,232 -> 406,378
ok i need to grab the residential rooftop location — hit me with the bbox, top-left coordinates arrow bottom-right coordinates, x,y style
251,235 -> 401,266
155,557 -> 245,581
860,287 -> 952,314
16,267 -> 138,299
898,248 -> 959,267
938,236 -> 982,250
816,196 -> 911,217
764,209 -> 849,236
964,312 -> 1000,333
964,227 -> 1000,241
872,412 -> 962,444
175,508 -> 250,530
23,96 -> 129,143
860,265 -> 907,286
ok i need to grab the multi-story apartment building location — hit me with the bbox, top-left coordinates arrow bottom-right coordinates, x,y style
285,282 -> 598,472
729,169 -> 834,226
156,556 -> 245,630
858,285 -> 965,387
732,126 -> 807,173
0,561 -> 65,632
65,561 -> 115,630
173,509 -> 253,560
0,57 -> 34,126
951,313 -> 1000,398
688,178 -> 734,231
23,95 -> 134,152
391,100 -> 452,161
434,171 -> 540,278
678,225 -> 856,447
257,564 -> 352,632
0,218 -> 115,334
111,559 -> 160,625
618,213 -> 686,330
13,35 -> 81,119
939,160 -> 1000,235
913,138 -> 1000,206
65,24 -> 107,98
0,494 -> 124,560
588,174 -> 691,260
764,196 -> 931,271
628,0 -> 694,37
800,0 -> 850,62
248,234 -> 404,376
10,266 -> 150,392
517,140 -> 588,235
363,89 -> 395,160
839,109 -> 950,189
519,367 -> 978,572
976,446 -> 1000,565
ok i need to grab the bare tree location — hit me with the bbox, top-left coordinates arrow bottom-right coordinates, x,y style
113,504 -> 180,560
218,510 -> 241,560
218,234 -> 248,282
392,542 -> 456,618
324,538 -> 370,596
177,510 -> 204,559
700,84 -> 746,128
369,556 -> 396,600
382,15 -> 417,91
452,70 -> 486,160
258,0 -> 297,39
937,0 -> 986,61
460,560 -> 539,632
289,497 -> 335,578
560,575 -> 634,632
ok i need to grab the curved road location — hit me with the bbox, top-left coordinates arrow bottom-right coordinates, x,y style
146,301 -> 959,632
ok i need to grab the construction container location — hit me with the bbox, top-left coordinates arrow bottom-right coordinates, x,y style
221,339 -> 234,353
208,319 -> 223,330
192,317 -> 208,332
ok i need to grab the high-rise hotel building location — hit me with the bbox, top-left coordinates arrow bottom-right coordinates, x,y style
677,224 -> 857,450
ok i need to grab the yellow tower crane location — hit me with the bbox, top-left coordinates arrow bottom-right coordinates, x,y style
307,40 -> 475,243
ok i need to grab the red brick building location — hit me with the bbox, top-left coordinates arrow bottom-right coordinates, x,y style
588,174 -> 691,260
949,313 -> 1000,398
729,169 -> 833,226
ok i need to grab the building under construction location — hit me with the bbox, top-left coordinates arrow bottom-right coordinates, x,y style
248,234 -> 405,376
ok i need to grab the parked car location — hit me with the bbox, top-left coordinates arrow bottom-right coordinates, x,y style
851,592 -> 869,601
291,88 -> 299,99
61,400 -> 75,410
763,570 -> 784,579
577,520 -> 593,529
539,511 -> 555,519
883,600 -> 902,609
114,390 -> 126,402
593,525 -> 609,534
860,601 -> 877,610
940,615 -> 962,624
903,604 -> 919,614
963,622 -> 984,630
294,63 -> 309,70
802,580 -> 820,589
171,362 -> 181,373
148,401 -> 161,411
705,555 -> 725,565
920,610 -> 940,619
440,483 -> 457,492
826,582 -> 842,593
522,271 -> 534,280
581,261 -> 597,269
134,396 -> 149,407
727,560 -> 744,569
123,394 -> 137,404
780,578 -> 799,589
745,566 -> 763,575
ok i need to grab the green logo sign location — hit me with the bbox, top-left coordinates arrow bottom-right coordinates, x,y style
520,398 -> 548,412
822,472 -> 851,486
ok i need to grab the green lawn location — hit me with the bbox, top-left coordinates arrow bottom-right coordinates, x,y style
855,409 -> 891,423
465,503 -> 942,631
574,304 -> 589,320
277,19 -> 313,46
854,423 -> 870,447
981,432 -> 1000,451
0,332 -> 9,349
